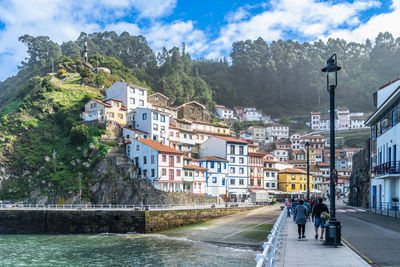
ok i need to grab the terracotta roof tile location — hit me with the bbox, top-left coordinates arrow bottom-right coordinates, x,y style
183,165 -> 207,171
215,136 -> 249,144
138,138 -> 183,154
279,168 -> 307,174
197,156 -> 229,162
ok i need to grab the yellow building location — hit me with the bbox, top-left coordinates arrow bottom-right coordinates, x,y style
278,168 -> 313,192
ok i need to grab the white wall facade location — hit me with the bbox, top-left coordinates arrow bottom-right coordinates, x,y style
105,82 -> 148,112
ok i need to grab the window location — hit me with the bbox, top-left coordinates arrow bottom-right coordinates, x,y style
113,102 -> 119,108
118,114 -> 123,119
212,177 -> 217,183
169,169 -> 174,179
230,157 -> 235,163
239,168 -> 244,174
291,184 -> 295,189
239,146 -> 244,155
139,89 -> 144,95
239,179 -> 244,185
162,155 -> 166,162
130,88 -> 135,94
300,184 -> 302,189
142,113 -> 147,120
272,183 -> 275,187
143,170 -> 147,177
266,182 -> 270,187
153,124 -> 158,131
143,156 -> 147,164
266,172 -> 270,177
271,172 -> 275,177
170,132 -> 173,137
210,162 -> 214,168
151,155 -> 155,164
136,145 -> 140,151
177,170 -> 181,176
230,179 -> 235,185
139,100 -> 144,106
153,113 -> 158,120
222,178 -> 225,185
162,168 -> 166,176
239,157 -> 244,164
176,156 -> 181,163
90,102 -> 97,108
160,115 -> 166,122
292,174 -> 295,180
230,145 -> 235,154
230,167 -> 235,174
169,155 -> 174,166
151,169 -> 155,177
109,112 -> 114,118
224,163 -> 227,169
250,179 -> 254,186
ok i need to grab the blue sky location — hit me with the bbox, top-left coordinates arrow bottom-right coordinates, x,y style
0,0 -> 398,81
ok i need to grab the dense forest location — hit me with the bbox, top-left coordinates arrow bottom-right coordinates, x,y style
1,31 -> 400,115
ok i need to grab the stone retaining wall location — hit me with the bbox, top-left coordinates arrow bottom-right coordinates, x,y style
0,207 -> 256,234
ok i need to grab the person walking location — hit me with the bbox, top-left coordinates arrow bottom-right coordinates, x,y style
304,199 -> 311,221
293,199 -> 307,240
285,199 -> 292,217
312,198 -> 329,240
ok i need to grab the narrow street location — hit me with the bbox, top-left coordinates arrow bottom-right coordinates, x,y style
159,205 -> 281,250
337,209 -> 400,266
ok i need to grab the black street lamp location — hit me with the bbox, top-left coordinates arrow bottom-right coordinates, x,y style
321,53 -> 342,246
305,142 -> 310,201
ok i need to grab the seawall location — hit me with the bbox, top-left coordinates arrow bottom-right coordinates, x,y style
0,207 -> 257,234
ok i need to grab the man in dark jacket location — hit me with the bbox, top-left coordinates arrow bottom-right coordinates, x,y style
312,198 -> 329,240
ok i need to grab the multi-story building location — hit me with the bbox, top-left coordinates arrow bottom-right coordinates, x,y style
182,157 -> 207,195
248,126 -> 266,141
248,152 -> 265,190
126,138 -> 184,192
200,136 -> 249,200
197,156 -> 229,197
278,168 -> 312,192
311,112 -> 321,131
271,149 -> 289,162
131,108 -> 170,145
215,105 -> 236,120
337,107 -> 350,130
177,101 -> 210,122
82,98 -> 127,126
266,123 -> 289,141
264,158 -> 279,190
243,107 -> 263,121
300,135 -> 327,150
290,133 -> 302,150
105,81 -> 148,112
366,78 -> 400,208
350,115 -> 368,129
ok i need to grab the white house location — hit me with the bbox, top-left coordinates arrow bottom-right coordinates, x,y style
105,81 -> 149,112
132,108 -> 170,145
290,133 -> 301,150
311,112 -> 321,131
337,107 -> 350,130
244,107 -> 263,121
126,138 -> 184,192
350,115 -> 368,129
215,105 -> 236,120
366,78 -> 400,209
271,149 -> 289,162
200,136 -> 249,200
197,156 -> 229,197
182,157 -> 207,195
267,123 -> 289,140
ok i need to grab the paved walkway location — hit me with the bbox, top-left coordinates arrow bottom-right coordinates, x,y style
278,218 -> 369,267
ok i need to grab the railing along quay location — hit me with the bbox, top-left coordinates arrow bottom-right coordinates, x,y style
0,202 -> 263,211
255,207 -> 287,267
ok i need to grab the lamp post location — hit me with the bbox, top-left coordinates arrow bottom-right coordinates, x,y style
305,142 -> 310,201
321,53 -> 342,246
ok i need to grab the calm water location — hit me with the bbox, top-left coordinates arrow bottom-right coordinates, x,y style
0,234 -> 257,266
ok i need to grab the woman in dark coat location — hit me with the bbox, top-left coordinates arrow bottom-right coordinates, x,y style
294,199 -> 307,239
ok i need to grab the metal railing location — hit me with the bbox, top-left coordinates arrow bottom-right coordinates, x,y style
369,201 -> 400,218
255,207 -> 287,267
374,161 -> 400,176
0,202 -> 262,211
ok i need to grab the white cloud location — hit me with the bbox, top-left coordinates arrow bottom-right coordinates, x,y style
209,0 -> 380,58
326,1 -> 400,43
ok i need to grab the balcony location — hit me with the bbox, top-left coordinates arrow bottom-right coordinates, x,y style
374,161 -> 400,176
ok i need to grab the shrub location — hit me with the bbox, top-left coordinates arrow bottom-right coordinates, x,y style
70,124 -> 89,145
57,68 -> 67,78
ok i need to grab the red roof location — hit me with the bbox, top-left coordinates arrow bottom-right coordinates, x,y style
197,156 -> 229,162
183,165 -> 207,171
264,167 -> 279,171
249,152 -> 265,157
138,138 -> 183,155
89,98 -> 111,107
317,163 -> 330,167
279,168 -> 307,174
215,136 -> 249,144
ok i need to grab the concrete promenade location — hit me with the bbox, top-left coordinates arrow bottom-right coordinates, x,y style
278,218 -> 369,267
